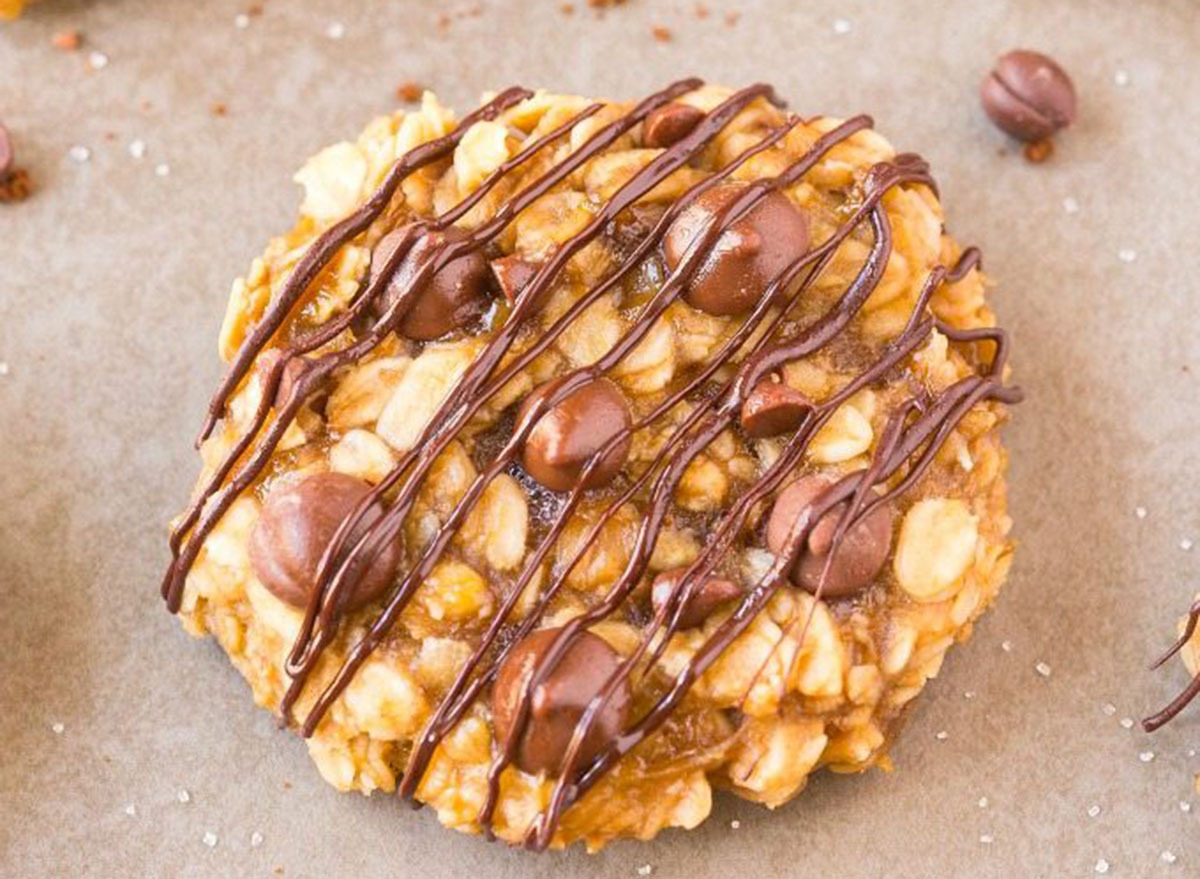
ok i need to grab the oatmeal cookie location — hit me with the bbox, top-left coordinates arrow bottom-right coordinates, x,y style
162,80 -> 1021,851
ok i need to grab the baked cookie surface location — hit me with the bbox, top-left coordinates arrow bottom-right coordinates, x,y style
163,80 -> 1020,851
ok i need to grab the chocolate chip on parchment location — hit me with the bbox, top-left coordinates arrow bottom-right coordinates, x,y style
981,49 -> 1077,142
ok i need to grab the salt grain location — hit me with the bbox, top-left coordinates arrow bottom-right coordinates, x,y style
832,18 -> 851,34
1180,801 -> 1192,813
1162,850 -> 1177,864
326,21 -> 346,39
1181,538 -> 1195,552
1102,703 -> 1116,716
978,797 -> 989,808
935,730 -> 949,741
1118,248 -> 1137,263
1001,640 -> 1013,652
1035,661 -> 1052,678
1114,70 -> 1131,87
68,145 -> 91,163
1062,196 -> 1080,214
155,163 -> 170,178
128,140 -> 147,159
177,789 -> 190,804
979,834 -> 994,844
202,831 -> 218,848
1094,859 -> 1110,875
1134,506 -> 1147,519
964,690 -> 976,700
123,804 -> 137,817
1120,717 -> 1134,729
730,819 -> 740,829
250,831 -> 264,847
234,13 -> 250,28
636,866 -> 653,877
51,721 -> 64,734
1087,804 -> 1101,818
1140,751 -> 1156,763
88,51 -> 109,70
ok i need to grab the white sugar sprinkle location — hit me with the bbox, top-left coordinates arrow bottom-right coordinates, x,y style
88,51 -> 109,69
1118,248 -> 1137,263
250,831 -> 264,847
1062,196 -> 1080,214
1114,70 -> 1131,87
1094,858 -> 1110,875
123,804 -> 137,817
128,139 -> 147,159
1181,801 -> 1192,813
326,21 -> 346,39
979,834 -> 994,844
1087,804 -> 1101,818
935,730 -> 949,741
1181,538 -> 1195,551
68,145 -> 91,163
730,819 -> 741,829
1135,506 -> 1147,519
978,796 -> 989,808
51,721 -> 64,734
155,163 -> 171,178
1001,640 -> 1013,653
1162,850 -> 1178,864
202,831 -> 218,848
1139,751 -> 1156,763
636,865 -> 653,877
1102,703 -> 1117,716
176,789 -> 190,804
1120,717 -> 1134,729
1035,661 -> 1052,678
832,18 -> 851,34
234,13 -> 250,28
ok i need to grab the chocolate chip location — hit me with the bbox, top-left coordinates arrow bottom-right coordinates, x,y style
765,475 -> 893,598
981,50 -> 1077,142
0,123 -> 14,181
642,102 -> 705,149
650,568 -> 742,629
663,182 -> 810,316
256,350 -> 326,414
490,627 -> 630,775
517,376 -> 633,492
488,254 -> 541,306
248,472 -> 401,610
740,379 -> 812,438
370,226 -> 491,340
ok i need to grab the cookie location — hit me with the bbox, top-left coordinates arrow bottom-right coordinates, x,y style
162,80 -> 1021,851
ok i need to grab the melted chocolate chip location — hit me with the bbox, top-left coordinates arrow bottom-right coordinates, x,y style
739,379 -> 812,438
490,627 -> 631,775
643,103 -> 705,149
765,475 -> 893,598
663,182 -> 810,315
257,350 -> 327,414
371,226 -> 491,340
981,50 -> 1077,142
650,568 -> 742,628
488,254 -> 541,307
248,472 -> 401,609
517,376 -> 633,492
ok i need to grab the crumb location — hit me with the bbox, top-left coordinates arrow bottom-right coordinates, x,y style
211,101 -> 228,117
282,780 -> 292,790
248,3 -> 264,15
436,12 -> 451,31
725,10 -> 740,25
274,869 -> 284,877
0,168 -> 32,203
52,29 -> 81,51
588,0 -> 627,6
560,2 -> 575,12
695,3 -> 709,18
103,131 -> 116,142
396,82 -> 424,103
651,25 -> 672,41
140,99 -> 153,112
1023,138 -> 1053,163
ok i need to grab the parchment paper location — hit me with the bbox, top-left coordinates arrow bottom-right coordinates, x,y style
3,1 -> 1199,875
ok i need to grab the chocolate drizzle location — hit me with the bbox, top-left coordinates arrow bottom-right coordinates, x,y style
163,80 -> 1022,848
1143,600 -> 1200,732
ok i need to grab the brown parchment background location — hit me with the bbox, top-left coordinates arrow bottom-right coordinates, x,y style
3,1 -> 1199,875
